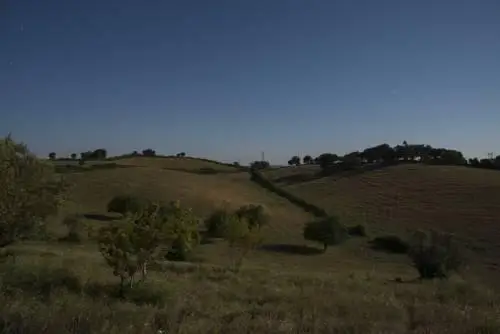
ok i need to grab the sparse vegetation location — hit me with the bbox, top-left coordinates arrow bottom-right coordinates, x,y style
2,137 -> 500,332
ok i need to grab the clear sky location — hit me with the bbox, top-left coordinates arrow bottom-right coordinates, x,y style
1,0 -> 499,164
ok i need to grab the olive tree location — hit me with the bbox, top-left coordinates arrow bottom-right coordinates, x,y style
98,201 -> 200,294
303,216 -> 348,252
0,135 -> 67,250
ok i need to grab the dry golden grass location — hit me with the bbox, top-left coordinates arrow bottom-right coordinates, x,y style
275,164 -> 500,278
1,243 -> 499,334
115,156 -> 240,172
4,158 -> 500,333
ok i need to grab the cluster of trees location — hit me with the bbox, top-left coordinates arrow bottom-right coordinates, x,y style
48,149 -> 192,161
288,141 -> 500,172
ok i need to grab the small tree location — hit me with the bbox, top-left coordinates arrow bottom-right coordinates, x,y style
235,204 -> 269,230
408,230 -> 463,279
204,206 -> 234,238
48,152 -> 56,160
1,136 -> 67,249
303,216 -> 348,252
142,148 -> 156,157
223,215 -> 262,272
98,203 -> 176,295
288,156 -> 301,166
303,155 -> 313,164
163,201 -> 201,261
250,160 -> 270,170
70,153 -> 77,160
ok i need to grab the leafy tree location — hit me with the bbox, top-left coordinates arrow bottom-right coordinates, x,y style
233,161 -> 240,167
48,152 -> 56,160
288,156 -> 301,166
70,153 -> 77,160
107,195 -> 150,216
408,230 -> 463,279
223,213 -> 262,272
1,136 -> 67,249
250,160 -> 270,170
98,201 -> 199,294
142,148 -> 156,157
316,153 -> 339,170
303,216 -> 348,252
204,206 -> 235,238
303,155 -> 313,164
176,152 -> 186,158
362,144 -> 395,163
235,204 -> 269,230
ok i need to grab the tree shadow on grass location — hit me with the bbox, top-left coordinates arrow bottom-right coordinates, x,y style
83,213 -> 119,222
259,243 -> 323,256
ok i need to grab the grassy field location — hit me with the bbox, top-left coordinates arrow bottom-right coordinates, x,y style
2,157 -> 500,333
266,164 -> 500,280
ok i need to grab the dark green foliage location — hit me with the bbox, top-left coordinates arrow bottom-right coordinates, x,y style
204,207 -> 236,238
106,195 -> 150,216
176,152 -> 186,157
142,148 -> 156,157
370,235 -> 409,254
303,155 -> 313,164
48,152 -> 56,160
70,153 -> 77,160
250,160 -> 270,170
235,204 -> 269,230
99,201 -> 200,292
0,136 -> 67,248
408,230 -> 464,279
81,148 -> 107,160
303,216 -> 348,251
288,156 -> 301,166
316,153 -> 339,169
347,224 -> 367,237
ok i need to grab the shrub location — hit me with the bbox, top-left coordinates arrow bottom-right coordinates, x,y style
303,216 -> 348,252
163,201 -> 201,262
223,214 -> 262,272
106,195 -> 149,216
347,224 -> 367,237
408,230 -> 464,279
235,204 -> 269,230
370,235 -> 409,254
60,214 -> 85,243
0,135 -> 67,249
204,206 -> 236,238
98,201 -> 200,293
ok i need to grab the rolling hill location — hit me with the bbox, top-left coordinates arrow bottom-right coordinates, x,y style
266,163 -> 500,275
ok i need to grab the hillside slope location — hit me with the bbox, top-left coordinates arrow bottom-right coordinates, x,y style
281,164 -> 500,271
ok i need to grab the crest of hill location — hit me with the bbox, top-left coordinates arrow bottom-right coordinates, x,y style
112,155 -> 245,173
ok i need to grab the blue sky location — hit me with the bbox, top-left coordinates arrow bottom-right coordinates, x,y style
1,0 -> 499,164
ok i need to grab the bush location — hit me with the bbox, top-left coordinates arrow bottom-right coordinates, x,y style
408,230 -> 464,279
223,213 -> 262,272
347,224 -> 367,237
235,204 -> 269,230
204,206 -> 236,238
98,201 -> 200,293
303,216 -> 348,252
60,214 -> 85,242
370,235 -> 409,254
0,135 -> 67,249
106,195 -> 149,216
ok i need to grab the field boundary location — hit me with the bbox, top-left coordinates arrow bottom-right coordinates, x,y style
249,169 -> 328,218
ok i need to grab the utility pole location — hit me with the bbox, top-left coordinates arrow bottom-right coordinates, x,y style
261,151 -> 265,161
